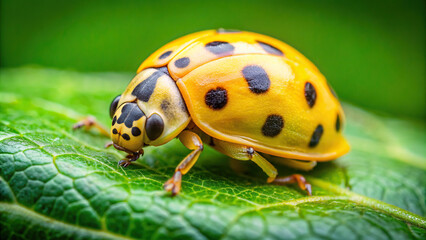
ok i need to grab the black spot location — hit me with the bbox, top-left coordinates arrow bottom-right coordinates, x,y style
242,65 -> 270,94
174,57 -> 190,68
336,114 -> 341,132
205,87 -> 228,110
132,127 -> 141,137
257,41 -> 284,56
205,41 -> 235,55
132,70 -> 163,102
125,108 -> 144,128
116,104 -> 130,124
145,113 -> 164,140
112,116 -> 117,126
112,128 -> 118,134
122,133 -> 130,141
116,103 -> 145,128
160,100 -> 170,111
160,99 -> 173,118
304,82 -> 317,108
309,124 -> 323,148
159,50 -> 172,59
261,114 -> 284,137
328,82 -> 338,98
156,66 -> 170,76
109,95 -> 121,118
217,28 -> 241,33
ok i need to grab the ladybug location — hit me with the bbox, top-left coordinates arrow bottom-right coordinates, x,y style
74,29 -> 350,196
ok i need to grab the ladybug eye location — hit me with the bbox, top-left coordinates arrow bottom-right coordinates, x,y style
145,113 -> 164,140
109,95 -> 121,118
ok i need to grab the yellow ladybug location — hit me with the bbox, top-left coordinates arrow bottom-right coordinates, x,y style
75,29 -> 350,196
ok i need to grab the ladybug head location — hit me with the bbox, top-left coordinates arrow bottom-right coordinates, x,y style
108,68 -> 191,154
110,101 -> 148,153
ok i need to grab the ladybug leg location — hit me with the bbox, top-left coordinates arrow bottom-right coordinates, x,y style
105,141 -> 113,148
207,138 -> 278,183
208,138 -> 312,195
164,130 -> 203,196
117,151 -> 142,167
113,143 -> 144,167
73,116 -> 110,138
270,174 -> 312,196
114,146 -> 144,168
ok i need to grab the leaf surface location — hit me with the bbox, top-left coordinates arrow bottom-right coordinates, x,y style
0,68 -> 425,239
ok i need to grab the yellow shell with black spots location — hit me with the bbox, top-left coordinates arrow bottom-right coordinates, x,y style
137,29 -> 350,161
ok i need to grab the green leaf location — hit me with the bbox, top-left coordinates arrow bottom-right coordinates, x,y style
0,67 -> 425,239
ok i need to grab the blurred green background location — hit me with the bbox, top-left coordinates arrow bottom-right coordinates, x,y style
1,0 -> 425,119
